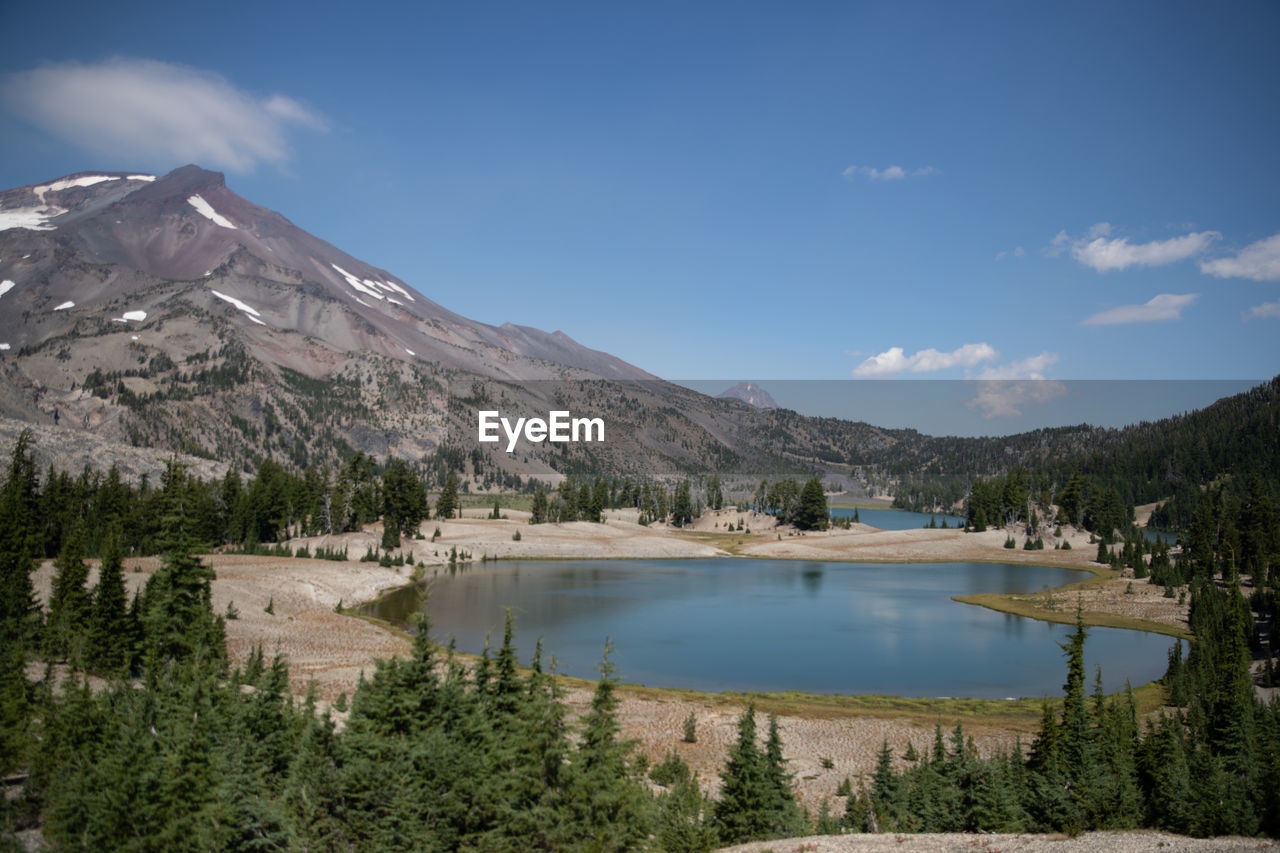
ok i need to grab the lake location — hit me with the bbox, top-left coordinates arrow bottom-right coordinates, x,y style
829,507 -> 967,530
363,558 -> 1175,699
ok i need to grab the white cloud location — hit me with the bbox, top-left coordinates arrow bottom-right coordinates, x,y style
1200,233 -> 1280,282
995,246 -> 1025,261
1245,300 -> 1280,320
967,380 -> 1068,418
1082,293 -> 1198,326
1046,223 -> 1218,270
977,351 -> 1058,380
0,58 -> 327,172
842,164 -> 939,182
1068,226 -> 1220,273
853,342 -> 997,377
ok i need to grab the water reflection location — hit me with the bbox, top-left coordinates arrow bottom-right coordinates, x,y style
363,558 -> 1172,699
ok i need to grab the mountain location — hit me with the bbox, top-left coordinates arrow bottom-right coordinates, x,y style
0,165 -> 896,488
11,165 -> 1265,507
717,382 -> 779,410
0,166 -> 649,381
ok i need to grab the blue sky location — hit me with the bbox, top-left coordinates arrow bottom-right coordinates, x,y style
2,1 -> 1278,397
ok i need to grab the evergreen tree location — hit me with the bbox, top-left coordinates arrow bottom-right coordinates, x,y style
657,772 -> 718,852
530,487 -> 548,524
0,429 -> 41,656
706,474 -> 724,512
436,473 -> 459,520
137,463 -> 225,665
671,479 -> 694,528
795,477 -> 830,531
86,532 -> 136,675
714,702 -> 782,844
44,528 -> 92,662
563,641 -> 650,850
762,713 -> 806,837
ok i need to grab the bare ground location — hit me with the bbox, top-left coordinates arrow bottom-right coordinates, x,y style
717,831 -> 1273,852
32,513 -> 1194,829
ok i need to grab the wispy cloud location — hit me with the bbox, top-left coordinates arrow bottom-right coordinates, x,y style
995,246 -> 1025,261
1046,223 -> 1218,272
0,58 -> 327,172
1201,233 -> 1280,282
967,380 -> 1068,418
841,164 -> 939,182
1082,293 -> 1198,326
852,342 -> 996,377
977,351 -> 1058,380
1246,300 -> 1280,320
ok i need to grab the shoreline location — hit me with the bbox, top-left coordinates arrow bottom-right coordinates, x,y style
31,511 -> 1186,815
352,548 -> 1180,710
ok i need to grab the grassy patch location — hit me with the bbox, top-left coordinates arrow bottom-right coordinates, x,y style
953,589 -> 1191,642
667,528 -> 755,554
456,493 -> 534,512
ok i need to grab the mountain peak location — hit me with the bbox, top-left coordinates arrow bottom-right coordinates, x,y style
718,381 -> 779,409
133,164 -> 227,198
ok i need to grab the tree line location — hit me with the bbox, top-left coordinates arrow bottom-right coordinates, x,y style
6,429 -> 1280,845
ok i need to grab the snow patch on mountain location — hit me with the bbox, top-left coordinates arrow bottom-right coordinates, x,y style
187,194 -> 237,229
53,301 -> 74,311
0,280 -> 14,298
33,175 -> 119,203
0,344 -> 9,351
210,289 -> 262,320
331,263 -> 385,300
0,208 -> 58,232
121,310 -> 147,322
127,175 -> 156,182
381,281 -> 414,301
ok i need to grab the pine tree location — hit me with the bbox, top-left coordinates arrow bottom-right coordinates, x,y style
870,739 -> 902,830
436,473 -> 459,520
563,640 -> 650,850
1058,604 -> 1098,823
671,479 -> 693,528
530,487 -> 548,524
658,771 -> 718,853
86,533 -> 133,674
795,477 -> 829,531
0,430 -> 41,657
137,463 -> 224,664
714,702 -> 776,844
45,528 -> 92,662
762,713 -> 806,837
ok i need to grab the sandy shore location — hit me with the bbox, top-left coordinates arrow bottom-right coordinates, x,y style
718,831 -> 1267,852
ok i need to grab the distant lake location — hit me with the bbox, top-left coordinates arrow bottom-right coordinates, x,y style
830,507 -> 967,530
364,558 -> 1174,699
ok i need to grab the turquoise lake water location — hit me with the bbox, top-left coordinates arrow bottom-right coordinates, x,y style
365,558 -> 1175,698
829,507 -> 967,529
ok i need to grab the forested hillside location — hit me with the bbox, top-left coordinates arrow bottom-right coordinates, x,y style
4,410 -> 1280,846
889,377 -> 1280,526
